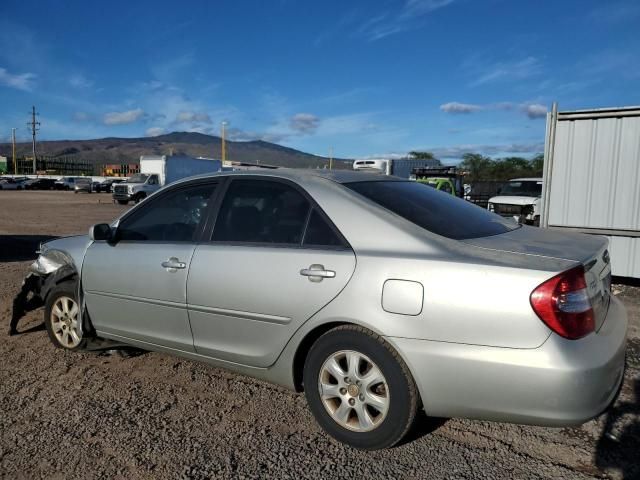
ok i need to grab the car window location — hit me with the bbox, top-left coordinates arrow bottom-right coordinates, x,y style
118,183 -> 217,242
212,180 -> 310,245
345,180 -> 519,240
303,209 -> 344,248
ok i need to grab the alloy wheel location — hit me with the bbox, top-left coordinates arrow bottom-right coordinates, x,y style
50,295 -> 82,348
318,350 -> 390,432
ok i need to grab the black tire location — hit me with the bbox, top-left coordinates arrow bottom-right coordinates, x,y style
117,199 -> 129,205
44,282 -> 88,351
134,192 -> 146,204
303,325 -> 419,450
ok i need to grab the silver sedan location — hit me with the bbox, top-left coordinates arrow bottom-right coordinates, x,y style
16,169 -> 627,450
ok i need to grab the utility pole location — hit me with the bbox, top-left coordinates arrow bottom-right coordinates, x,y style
12,128 -> 17,174
27,106 -> 40,174
329,147 -> 333,170
221,121 -> 227,163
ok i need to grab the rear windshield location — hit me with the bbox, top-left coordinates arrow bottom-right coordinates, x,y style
345,180 -> 519,240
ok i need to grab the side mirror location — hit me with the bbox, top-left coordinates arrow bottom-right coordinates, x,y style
89,223 -> 113,241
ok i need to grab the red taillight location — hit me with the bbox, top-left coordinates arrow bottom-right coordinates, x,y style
530,265 -> 595,340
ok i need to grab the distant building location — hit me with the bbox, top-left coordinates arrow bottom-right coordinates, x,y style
102,164 -> 140,176
0,156 -> 7,174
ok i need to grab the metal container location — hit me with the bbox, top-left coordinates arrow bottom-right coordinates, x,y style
541,104 -> 640,278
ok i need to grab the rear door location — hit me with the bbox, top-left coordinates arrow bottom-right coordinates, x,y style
83,180 -> 219,350
187,178 -> 356,367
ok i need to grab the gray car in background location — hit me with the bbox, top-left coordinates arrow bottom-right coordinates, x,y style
19,169 -> 627,450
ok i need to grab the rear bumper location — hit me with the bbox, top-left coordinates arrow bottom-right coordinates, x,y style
388,296 -> 627,426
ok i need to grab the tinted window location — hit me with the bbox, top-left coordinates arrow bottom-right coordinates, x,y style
212,180 -> 310,244
500,181 -> 542,197
118,183 -> 216,242
346,181 -> 518,240
303,209 -> 344,248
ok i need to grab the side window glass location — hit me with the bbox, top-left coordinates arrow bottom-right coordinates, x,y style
212,180 -> 310,244
303,209 -> 344,248
118,183 -> 216,242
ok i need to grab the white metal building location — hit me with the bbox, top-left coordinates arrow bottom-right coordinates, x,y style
541,104 -> 640,278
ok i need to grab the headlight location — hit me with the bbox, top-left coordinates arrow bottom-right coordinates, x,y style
488,203 -> 495,212
128,185 -> 134,193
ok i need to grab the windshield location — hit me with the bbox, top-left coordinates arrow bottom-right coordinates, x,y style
500,181 -> 542,197
346,180 -> 519,240
128,174 -> 149,183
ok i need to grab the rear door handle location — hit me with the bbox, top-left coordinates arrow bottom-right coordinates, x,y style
300,264 -> 336,282
162,257 -> 186,272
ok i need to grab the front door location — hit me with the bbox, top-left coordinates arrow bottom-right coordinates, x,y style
187,178 -> 356,367
83,181 -> 218,351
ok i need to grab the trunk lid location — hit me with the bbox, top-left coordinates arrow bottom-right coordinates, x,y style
463,226 -> 612,330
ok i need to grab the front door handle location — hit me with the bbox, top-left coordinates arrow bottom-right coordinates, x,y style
161,257 -> 186,272
300,264 -> 336,282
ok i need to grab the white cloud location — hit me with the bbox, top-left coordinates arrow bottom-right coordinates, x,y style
469,56 -> 543,87
439,100 -> 547,119
69,74 -> 92,89
103,108 -> 145,125
145,127 -> 165,137
522,103 -> 547,119
357,0 -> 454,41
175,111 -> 212,124
72,112 -> 91,122
0,66 -> 36,91
440,102 -> 482,114
290,113 -> 320,134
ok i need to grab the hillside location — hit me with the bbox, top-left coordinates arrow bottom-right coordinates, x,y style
0,132 -> 352,169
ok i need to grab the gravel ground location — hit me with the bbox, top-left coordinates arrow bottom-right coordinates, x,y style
1,190 -> 639,479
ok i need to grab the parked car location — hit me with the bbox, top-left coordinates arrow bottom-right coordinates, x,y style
55,177 -> 81,190
15,170 -> 626,450
74,177 -> 93,194
0,177 -> 28,190
25,178 -> 57,190
96,178 -> 124,193
487,177 -> 543,226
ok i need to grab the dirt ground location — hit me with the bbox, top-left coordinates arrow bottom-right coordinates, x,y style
1,190 -> 639,479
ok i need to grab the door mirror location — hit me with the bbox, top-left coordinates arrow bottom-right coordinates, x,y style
89,223 -> 113,241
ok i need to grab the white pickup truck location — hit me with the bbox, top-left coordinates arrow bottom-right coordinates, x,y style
112,155 -> 222,205
487,177 -> 543,226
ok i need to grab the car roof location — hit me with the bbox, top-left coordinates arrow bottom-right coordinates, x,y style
180,168 -> 404,185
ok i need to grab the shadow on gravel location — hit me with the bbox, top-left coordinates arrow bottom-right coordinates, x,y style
595,378 -> 640,479
398,410 -> 448,446
0,235 -> 58,262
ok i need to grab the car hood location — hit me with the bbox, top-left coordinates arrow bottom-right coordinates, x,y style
462,225 -> 607,263
488,196 -> 540,205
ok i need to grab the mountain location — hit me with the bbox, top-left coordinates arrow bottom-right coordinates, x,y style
0,132 -> 353,170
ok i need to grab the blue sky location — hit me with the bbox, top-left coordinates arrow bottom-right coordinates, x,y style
0,0 -> 638,161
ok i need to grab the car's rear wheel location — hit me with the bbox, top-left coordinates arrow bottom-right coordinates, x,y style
44,283 -> 87,351
303,325 -> 419,450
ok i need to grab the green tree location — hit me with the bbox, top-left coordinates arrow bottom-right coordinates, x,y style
408,151 -> 436,160
529,154 -> 544,175
460,153 -> 492,182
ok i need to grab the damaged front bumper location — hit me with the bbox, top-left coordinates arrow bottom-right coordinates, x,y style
10,248 -> 78,335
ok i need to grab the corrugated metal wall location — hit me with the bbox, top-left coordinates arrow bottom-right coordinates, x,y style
543,107 -> 640,278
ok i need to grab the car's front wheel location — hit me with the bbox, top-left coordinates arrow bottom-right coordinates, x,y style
44,283 -> 87,350
303,325 -> 419,450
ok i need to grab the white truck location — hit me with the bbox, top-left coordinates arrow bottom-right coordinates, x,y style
112,155 -> 222,205
487,177 -> 543,226
353,157 -> 440,178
